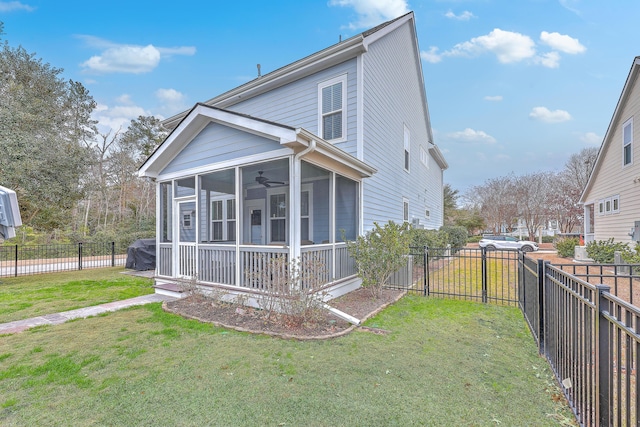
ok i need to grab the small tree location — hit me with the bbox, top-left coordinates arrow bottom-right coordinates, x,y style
346,221 -> 411,298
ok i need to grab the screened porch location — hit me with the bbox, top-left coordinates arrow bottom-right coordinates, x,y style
155,158 -> 362,292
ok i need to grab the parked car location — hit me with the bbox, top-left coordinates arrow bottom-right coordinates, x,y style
478,235 -> 539,252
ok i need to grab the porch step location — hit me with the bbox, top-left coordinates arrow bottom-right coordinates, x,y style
153,283 -> 186,299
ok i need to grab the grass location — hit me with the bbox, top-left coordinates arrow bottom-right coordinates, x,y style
0,296 -> 575,426
0,268 -> 154,323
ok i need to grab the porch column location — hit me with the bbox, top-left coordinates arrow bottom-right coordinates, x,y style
583,204 -> 591,236
290,156 -> 301,261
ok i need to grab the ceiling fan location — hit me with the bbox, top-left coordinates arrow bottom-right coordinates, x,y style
255,171 -> 284,187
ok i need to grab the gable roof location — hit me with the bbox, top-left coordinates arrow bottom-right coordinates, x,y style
138,103 -> 376,179
580,56 -> 640,203
161,12 -> 416,130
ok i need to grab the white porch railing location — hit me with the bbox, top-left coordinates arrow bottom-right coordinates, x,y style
158,243 -> 172,277
156,242 -> 358,290
199,245 -> 236,285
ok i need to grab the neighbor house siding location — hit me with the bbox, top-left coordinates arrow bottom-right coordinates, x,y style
361,21 -> 442,230
226,59 -> 358,157
161,122 -> 282,175
586,71 -> 640,243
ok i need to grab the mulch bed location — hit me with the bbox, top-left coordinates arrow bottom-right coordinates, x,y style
163,287 -> 405,340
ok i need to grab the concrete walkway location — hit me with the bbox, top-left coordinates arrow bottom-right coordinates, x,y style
0,293 -> 176,335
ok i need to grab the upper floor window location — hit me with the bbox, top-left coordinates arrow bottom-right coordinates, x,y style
403,125 -> 410,172
403,198 -> 409,222
318,75 -> 347,142
420,146 -> 428,168
623,117 -> 633,166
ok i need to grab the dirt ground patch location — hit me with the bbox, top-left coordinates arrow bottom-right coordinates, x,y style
164,287 -> 404,339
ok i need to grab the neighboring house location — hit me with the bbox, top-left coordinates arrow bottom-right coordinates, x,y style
580,56 -> 640,244
139,11 -> 448,300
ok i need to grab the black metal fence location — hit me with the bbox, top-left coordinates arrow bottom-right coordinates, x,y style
387,247 -> 640,426
521,256 -> 640,426
0,242 -> 126,278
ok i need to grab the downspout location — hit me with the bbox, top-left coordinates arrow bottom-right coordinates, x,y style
292,139 -> 317,258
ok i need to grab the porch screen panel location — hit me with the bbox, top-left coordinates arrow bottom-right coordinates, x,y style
175,177 -> 196,197
199,169 -> 236,243
335,175 -> 358,241
302,161 -> 330,244
160,182 -> 172,242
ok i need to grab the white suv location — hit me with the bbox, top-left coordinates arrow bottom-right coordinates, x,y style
478,235 -> 539,252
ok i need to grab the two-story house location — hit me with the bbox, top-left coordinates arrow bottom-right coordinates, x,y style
139,11 -> 448,300
580,56 -> 640,245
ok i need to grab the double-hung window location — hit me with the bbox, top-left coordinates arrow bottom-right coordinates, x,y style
403,125 -> 410,172
210,197 -> 235,241
319,75 -> 347,141
403,198 -> 409,223
623,117 -> 633,166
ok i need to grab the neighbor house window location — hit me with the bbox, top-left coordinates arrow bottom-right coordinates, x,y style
403,125 -> 410,172
598,200 -> 604,215
612,195 -> 620,213
623,117 -> 633,166
319,75 -> 347,141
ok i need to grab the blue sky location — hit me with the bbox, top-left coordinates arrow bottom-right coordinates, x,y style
1,0 -> 639,193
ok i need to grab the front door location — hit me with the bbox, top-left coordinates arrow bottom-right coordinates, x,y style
244,199 -> 265,245
176,200 -> 196,277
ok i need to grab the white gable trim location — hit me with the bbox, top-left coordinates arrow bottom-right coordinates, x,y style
139,104 -> 297,179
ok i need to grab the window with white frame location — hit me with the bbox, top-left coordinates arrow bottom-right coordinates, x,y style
403,198 -> 409,223
318,75 -> 347,141
210,196 -> 235,241
598,200 -> 604,215
612,195 -> 620,213
425,208 -> 430,219
598,195 -> 621,215
623,117 -> 633,166
269,192 -> 287,243
420,146 -> 428,168
403,125 -> 410,172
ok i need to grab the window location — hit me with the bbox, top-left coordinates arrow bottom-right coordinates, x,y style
605,197 -> 611,214
420,146 -> 428,168
318,75 -> 347,141
210,197 -> 235,241
598,200 -> 604,215
612,195 -> 620,213
182,213 -> 192,229
623,117 -> 633,166
403,125 -> 410,172
403,198 -> 409,222
425,209 -> 430,219
269,193 -> 287,243
599,195 -> 621,215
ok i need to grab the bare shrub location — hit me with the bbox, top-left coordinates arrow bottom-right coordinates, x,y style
246,254 -> 328,327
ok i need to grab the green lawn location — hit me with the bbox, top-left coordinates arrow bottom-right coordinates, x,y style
0,268 -> 154,323
0,295 -> 575,426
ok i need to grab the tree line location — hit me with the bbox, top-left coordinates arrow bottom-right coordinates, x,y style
0,25 -> 166,246
444,147 -> 598,240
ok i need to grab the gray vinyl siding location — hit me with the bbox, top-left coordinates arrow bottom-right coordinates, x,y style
161,122 -> 281,175
227,59 -> 359,157
586,72 -> 640,243
361,21 -> 443,230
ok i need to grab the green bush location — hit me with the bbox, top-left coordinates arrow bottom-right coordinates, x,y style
346,221 -> 412,298
585,238 -> 632,263
439,225 -> 468,249
541,235 -> 554,244
554,237 -> 579,258
467,235 -> 483,243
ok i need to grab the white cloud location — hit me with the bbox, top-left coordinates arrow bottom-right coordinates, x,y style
79,36 -> 196,74
540,31 -> 586,54
444,10 -> 475,21
420,46 -> 442,63
534,51 -> 561,68
484,95 -> 503,101
0,1 -> 34,12
93,100 -> 149,133
445,29 -> 536,64
580,132 -> 602,145
155,88 -> 188,114
559,0 -> 581,15
328,0 -> 409,29
529,106 -> 572,123
447,128 -> 497,144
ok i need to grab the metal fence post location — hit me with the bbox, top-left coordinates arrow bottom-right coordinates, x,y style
78,242 -> 83,271
595,283 -> 611,426
537,259 -> 547,355
14,244 -> 18,277
423,245 -> 428,296
111,242 -> 115,267
481,247 -> 487,303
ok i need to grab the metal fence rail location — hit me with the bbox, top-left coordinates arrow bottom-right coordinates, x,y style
0,242 -> 125,278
